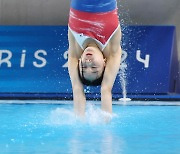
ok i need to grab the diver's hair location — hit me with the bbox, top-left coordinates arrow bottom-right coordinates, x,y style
78,60 -> 105,86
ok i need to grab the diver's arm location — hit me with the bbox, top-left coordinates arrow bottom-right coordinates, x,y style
68,29 -> 86,117
101,47 -> 121,114
68,56 -> 86,117
101,26 -> 122,114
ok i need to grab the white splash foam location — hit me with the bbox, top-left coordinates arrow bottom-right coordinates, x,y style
85,104 -> 116,125
48,108 -> 76,126
118,98 -> 131,102
46,104 -> 117,126
119,60 -> 129,101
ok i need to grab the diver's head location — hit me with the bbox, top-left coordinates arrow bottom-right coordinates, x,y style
78,46 -> 106,86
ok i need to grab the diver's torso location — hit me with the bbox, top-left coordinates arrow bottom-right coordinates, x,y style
69,0 -> 119,51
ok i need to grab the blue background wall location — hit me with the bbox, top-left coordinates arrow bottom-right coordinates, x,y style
0,26 -> 179,99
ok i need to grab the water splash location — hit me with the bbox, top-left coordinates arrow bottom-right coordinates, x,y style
46,104 -> 117,126
85,104 -> 116,125
119,61 -> 127,97
117,0 -> 133,103
118,56 -> 131,103
48,108 -> 76,126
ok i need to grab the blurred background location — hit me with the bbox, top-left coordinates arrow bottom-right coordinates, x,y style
0,0 -> 179,61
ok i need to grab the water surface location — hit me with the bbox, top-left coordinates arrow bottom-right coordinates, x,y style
0,101 -> 180,154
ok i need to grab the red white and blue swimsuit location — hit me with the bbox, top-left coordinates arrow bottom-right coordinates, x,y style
68,0 -> 120,51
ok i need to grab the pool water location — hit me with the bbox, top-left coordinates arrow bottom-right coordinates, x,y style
0,101 -> 180,154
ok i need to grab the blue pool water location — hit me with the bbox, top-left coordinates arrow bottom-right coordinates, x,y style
0,100 -> 180,154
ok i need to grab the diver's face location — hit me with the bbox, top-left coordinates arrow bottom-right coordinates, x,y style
79,46 -> 106,82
